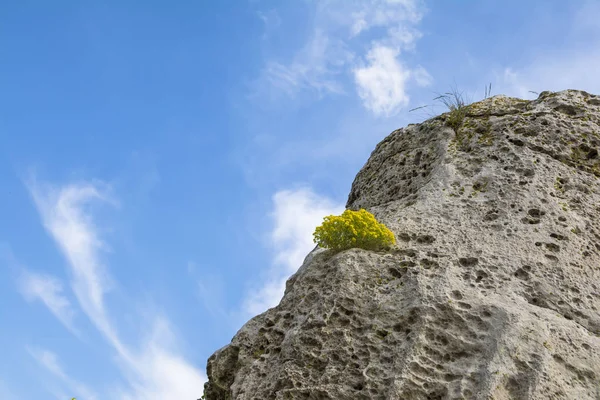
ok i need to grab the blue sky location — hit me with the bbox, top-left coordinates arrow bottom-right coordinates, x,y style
1,1 -> 599,398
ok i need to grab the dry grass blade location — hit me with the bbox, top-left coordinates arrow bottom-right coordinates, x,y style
408,105 -> 430,113
484,83 -> 492,99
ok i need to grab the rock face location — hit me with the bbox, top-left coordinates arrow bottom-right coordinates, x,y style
203,90 -> 600,399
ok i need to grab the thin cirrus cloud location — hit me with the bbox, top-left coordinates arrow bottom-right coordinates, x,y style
27,347 -> 98,400
18,270 -> 79,337
28,180 -> 119,343
256,0 -> 431,116
242,187 -> 345,316
25,178 -> 206,399
261,29 -> 353,98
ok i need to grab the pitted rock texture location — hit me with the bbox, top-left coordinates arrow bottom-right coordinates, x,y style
203,90 -> 600,400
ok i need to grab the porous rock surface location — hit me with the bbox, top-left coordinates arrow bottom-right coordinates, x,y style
203,90 -> 600,399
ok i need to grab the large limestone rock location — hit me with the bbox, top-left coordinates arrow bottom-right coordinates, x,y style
203,90 -> 600,399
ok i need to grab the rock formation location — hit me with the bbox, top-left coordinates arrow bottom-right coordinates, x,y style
203,90 -> 600,399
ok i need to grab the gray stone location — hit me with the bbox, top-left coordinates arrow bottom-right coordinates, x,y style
203,90 -> 600,399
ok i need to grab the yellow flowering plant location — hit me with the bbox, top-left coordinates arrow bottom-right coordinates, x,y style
313,209 -> 396,251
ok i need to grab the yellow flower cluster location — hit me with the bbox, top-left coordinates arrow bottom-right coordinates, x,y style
313,208 -> 396,251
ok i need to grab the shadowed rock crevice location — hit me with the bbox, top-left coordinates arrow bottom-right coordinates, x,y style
203,90 -> 600,400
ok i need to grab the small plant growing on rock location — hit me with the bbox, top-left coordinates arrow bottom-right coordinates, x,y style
409,82 -> 493,133
434,86 -> 470,132
313,209 -> 396,251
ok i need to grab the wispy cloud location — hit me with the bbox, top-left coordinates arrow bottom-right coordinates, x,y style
18,270 -> 79,336
255,0 -> 429,115
26,178 -> 206,399
344,0 -> 425,37
28,347 -> 98,400
260,29 -> 353,98
243,187 -> 344,316
111,316 -> 207,400
257,9 -> 281,39
28,181 -> 120,344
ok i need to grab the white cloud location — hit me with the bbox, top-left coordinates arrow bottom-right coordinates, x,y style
354,45 -> 412,116
18,270 -> 79,336
26,179 -> 206,399
28,347 -> 98,400
243,187 -> 344,316
28,182 -> 119,343
385,25 -> 423,50
256,0 -> 429,113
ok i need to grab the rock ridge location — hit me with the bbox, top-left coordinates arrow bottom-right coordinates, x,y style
203,89 -> 600,400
